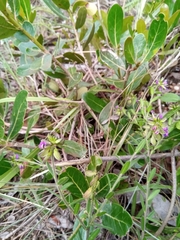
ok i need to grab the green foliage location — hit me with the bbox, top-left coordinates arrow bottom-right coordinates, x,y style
61,140 -> 87,158
83,92 -> 107,113
0,16 -> 17,39
42,0 -> 67,19
52,0 -> 70,10
107,4 -> 123,47
145,13 -> 168,61
8,90 -> 27,140
0,0 -> 179,238
102,201 -> 133,236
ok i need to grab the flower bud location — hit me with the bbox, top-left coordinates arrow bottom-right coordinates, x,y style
86,3 -> 97,16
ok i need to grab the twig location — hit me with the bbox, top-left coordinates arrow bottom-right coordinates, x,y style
53,150 -> 180,167
155,146 -> 177,237
51,156 -> 87,229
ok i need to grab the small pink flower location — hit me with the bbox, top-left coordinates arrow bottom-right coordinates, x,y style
38,140 -> 47,149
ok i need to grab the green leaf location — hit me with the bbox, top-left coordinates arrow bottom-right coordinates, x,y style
17,64 -> 39,76
0,0 -> 6,11
25,107 -> 40,140
44,68 -> 67,80
15,21 -> 35,42
145,14 -> 168,61
0,16 -> 17,39
97,50 -> 125,73
168,10 -> 180,30
8,0 -> 20,15
148,190 -> 160,202
75,6 -> 87,29
104,77 -> 125,89
107,4 -> 123,47
0,79 -> 7,99
133,33 -> 146,60
73,0 -> 86,12
82,92 -> 107,113
88,156 -> 102,172
83,23 -> 95,50
99,101 -> 114,125
161,93 -> 180,102
19,147 -> 40,178
19,0 -> 31,20
68,67 -> 83,89
41,54 -> 52,71
136,18 -> 146,34
63,52 -> 85,64
176,214 -> 180,227
176,121 -> 180,130
88,229 -> 100,240
0,166 -> 19,188
165,0 -> 174,15
102,201 -> 133,236
97,174 -> 118,198
148,167 -> 156,182
122,16 -> 134,33
124,37 -> 135,64
120,161 -> 130,174
29,10 -> 36,23
8,90 -> 28,140
52,0 -> 70,10
0,118 -> 4,139
22,21 -> 35,36
127,63 -> 148,91
62,140 -> 87,158
59,167 -> 89,198
0,158 -> 11,175
42,0 -> 67,19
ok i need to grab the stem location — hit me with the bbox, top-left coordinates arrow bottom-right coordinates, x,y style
53,150 -> 180,167
155,146 -> 177,237
51,156 -> 87,229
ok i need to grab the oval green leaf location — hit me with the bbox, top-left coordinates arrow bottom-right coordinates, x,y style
124,37 -> 135,64
99,101 -> 114,125
82,92 -> 107,113
8,90 -> 28,140
97,50 -> 125,73
75,6 -> 87,29
160,93 -> 180,102
145,14 -> 168,61
59,167 -> 89,198
63,52 -> 85,63
133,33 -> 146,60
102,201 -> 133,236
62,140 -> 87,158
107,4 -> 123,47
96,173 -> 118,198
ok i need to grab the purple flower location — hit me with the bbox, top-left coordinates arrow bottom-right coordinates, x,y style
163,127 -> 169,138
19,165 -> 25,170
156,78 -> 168,92
15,154 -> 19,159
38,140 -> 47,149
158,113 -> 163,119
